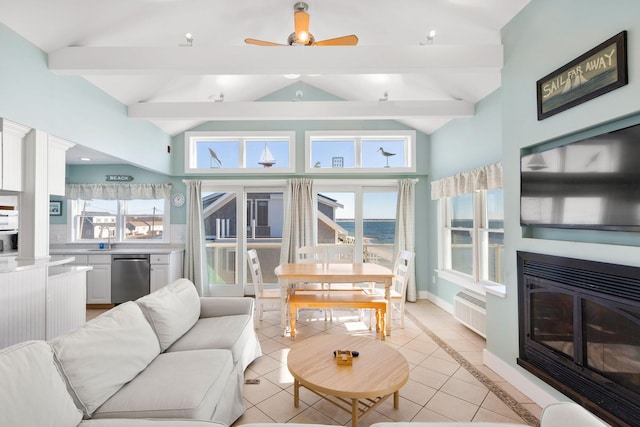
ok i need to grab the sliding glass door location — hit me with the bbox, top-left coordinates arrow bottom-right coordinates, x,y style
316,182 -> 398,267
201,184 -> 284,296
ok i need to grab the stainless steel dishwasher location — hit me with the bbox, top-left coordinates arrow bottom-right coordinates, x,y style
111,254 -> 150,304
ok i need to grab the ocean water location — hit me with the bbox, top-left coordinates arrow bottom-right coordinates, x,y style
337,220 -> 396,244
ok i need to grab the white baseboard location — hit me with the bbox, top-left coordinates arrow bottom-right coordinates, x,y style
483,348 -> 560,408
424,291 -> 453,314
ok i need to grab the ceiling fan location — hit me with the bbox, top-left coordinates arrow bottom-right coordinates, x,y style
244,2 -> 359,46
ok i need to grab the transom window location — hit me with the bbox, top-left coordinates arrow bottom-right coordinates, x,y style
184,131 -> 295,174
305,130 -> 416,173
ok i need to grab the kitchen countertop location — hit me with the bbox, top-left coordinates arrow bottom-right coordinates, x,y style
49,247 -> 184,255
0,255 -> 77,273
48,264 -> 93,278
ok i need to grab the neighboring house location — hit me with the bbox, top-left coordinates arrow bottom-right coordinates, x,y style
202,192 -> 347,243
78,213 -> 114,240
316,194 -> 349,244
78,213 -> 163,240
125,217 -> 164,239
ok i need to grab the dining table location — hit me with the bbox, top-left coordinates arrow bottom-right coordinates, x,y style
274,262 -> 395,337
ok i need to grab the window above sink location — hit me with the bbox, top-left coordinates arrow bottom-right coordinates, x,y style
69,198 -> 169,244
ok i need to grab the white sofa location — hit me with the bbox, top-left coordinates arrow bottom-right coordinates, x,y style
0,278 -> 262,427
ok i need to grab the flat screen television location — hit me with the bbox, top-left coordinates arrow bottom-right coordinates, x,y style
520,123 -> 640,231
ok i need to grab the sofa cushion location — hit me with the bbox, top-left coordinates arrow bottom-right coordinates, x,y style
92,349 -> 234,420
165,314 -> 259,370
0,340 -> 83,427
373,423 -> 526,427
540,402 -> 609,427
50,302 -> 161,417
136,278 -> 201,351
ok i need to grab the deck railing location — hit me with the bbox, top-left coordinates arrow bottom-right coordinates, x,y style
204,240 -> 396,285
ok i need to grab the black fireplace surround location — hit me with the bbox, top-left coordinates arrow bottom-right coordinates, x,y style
517,251 -> 640,427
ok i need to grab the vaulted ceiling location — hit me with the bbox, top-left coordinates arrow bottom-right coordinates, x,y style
1,0 -> 530,142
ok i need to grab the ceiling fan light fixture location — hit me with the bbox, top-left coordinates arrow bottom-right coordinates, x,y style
297,30 -> 310,43
420,29 -> 437,45
184,32 -> 193,46
246,2 -> 357,47
292,90 -> 304,101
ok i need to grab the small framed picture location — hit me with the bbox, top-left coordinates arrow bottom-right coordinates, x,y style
49,201 -> 62,216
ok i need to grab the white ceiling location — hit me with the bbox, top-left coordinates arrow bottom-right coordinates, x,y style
1,0 -> 530,164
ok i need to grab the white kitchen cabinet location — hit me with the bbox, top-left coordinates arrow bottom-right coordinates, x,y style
150,251 -> 183,293
52,250 -> 183,300
87,264 -> 111,304
64,254 -> 111,304
86,254 -> 111,304
48,135 -> 74,196
0,119 -> 29,191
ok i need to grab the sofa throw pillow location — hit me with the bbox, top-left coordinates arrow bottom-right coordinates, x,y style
0,341 -> 83,426
136,278 -> 201,351
49,302 -> 161,417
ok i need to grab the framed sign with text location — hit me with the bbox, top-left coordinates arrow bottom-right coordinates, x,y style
537,31 -> 628,120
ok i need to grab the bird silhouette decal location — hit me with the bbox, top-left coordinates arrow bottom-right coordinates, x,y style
378,147 -> 396,167
208,148 -> 222,168
584,151 -> 601,169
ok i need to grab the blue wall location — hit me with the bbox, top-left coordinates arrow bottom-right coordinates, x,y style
428,89 -> 503,303
428,0 -> 640,400
0,23 -> 172,174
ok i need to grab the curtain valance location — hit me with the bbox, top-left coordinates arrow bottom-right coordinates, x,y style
65,183 -> 172,200
430,162 -> 502,199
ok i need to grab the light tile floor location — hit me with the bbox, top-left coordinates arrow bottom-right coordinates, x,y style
235,301 -> 542,427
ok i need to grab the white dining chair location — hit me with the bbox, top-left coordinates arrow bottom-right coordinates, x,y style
246,249 -> 281,320
296,246 -> 326,264
325,244 -> 354,264
323,244 -> 364,321
364,249 -> 415,328
294,245 -> 329,319
324,244 -> 359,291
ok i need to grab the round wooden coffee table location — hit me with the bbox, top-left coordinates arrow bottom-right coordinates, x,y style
287,335 -> 409,427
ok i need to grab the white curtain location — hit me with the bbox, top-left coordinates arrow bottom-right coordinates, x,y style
184,180 -> 209,296
395,179 -> 417,302
280,178 -> 317,264
430,162 -> 502,199
65,183 -> 172,200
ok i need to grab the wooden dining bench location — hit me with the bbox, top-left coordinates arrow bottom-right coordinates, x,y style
288,292 -> 388,339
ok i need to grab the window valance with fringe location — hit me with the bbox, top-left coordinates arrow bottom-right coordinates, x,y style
430,162 -> 502,199
65,183 -> 172,200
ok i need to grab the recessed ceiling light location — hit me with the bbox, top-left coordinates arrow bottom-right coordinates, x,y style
80,157 -> 91,161
283,74 -> 301,79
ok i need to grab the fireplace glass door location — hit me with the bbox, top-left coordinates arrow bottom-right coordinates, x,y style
518,251 -> 640,426
529,281 -> 574,359
583,297 -> 640,396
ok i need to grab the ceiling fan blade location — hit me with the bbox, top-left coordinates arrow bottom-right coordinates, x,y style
314,35 -> 359,46
294,10 -> 311,42
244,38 -> 286,46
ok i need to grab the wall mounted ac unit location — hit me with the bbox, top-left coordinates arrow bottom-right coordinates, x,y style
453,291 -> 486,338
